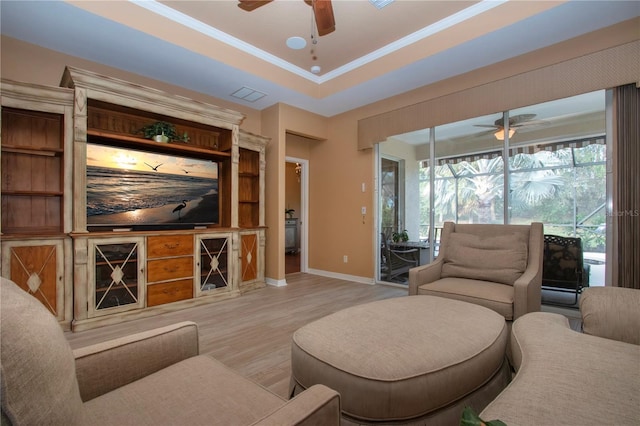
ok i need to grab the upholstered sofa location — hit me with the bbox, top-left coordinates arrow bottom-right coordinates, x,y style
409,222 -> 544,321
481,286 -> 640,425
0,277 -> 340,425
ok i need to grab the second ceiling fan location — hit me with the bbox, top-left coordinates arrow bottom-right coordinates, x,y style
238,0 -> 336,36
474,114 -> 548,139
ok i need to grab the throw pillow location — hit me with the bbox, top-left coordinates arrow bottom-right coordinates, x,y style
441,232 -> 528,285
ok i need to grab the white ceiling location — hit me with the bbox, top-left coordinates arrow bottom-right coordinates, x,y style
1,1 -> 638,117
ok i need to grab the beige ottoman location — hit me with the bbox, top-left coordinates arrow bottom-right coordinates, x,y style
290,296 -> 511,425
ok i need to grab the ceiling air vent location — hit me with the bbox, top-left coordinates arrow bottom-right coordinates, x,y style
231,87 -> 267,102
369,0 -> 394,10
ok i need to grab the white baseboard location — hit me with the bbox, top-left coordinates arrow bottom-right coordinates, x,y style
306,269 -> 375,285
265,277 -> 287,287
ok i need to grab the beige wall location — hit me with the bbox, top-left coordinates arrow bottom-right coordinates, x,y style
307,108 -> 374,279
2,17 -> 639,285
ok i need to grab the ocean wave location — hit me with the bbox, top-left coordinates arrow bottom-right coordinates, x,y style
87,166 -> 217,216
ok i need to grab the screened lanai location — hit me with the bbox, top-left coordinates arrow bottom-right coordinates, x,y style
378,90 -> 608,295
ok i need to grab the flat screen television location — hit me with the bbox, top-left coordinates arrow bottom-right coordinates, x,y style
86,142 -> 219,231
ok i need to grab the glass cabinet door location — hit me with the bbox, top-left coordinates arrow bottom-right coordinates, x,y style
89,238 -> 144,316
196,234 -> 231,295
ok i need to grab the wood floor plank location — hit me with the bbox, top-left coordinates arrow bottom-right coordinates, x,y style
65,273 -> 407,398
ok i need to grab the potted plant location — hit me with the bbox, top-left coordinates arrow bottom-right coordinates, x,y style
392,229 -> 409,243
285,208 -> 295,219
137,121 -> 178,143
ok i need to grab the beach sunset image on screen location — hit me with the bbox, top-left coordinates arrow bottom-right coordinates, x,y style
86,143 -> 219,228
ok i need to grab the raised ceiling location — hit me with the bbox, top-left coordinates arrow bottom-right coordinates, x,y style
1,1 -> 638,116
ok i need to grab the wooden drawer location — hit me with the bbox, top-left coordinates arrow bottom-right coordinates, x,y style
147,235 -> 193,258
147,279 -> 192,307
147,256 -> 193,282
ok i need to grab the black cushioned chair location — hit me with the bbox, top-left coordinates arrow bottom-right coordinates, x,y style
542,234 -> 590,305
380,237 -> 418,283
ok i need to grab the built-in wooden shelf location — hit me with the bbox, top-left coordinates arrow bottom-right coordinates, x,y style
1,106 -> 65,235
2,190 -> 63,196
86,129 -> 232,159
1,69 -> 268,332
1,145 -> 63,156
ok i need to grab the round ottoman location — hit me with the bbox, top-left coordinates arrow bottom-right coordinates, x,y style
290,296 -> 510,425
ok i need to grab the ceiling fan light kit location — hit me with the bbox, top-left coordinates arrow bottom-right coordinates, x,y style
494,128 -> 515,140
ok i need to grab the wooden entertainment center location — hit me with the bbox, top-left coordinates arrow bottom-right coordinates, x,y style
1,67 -> 268,331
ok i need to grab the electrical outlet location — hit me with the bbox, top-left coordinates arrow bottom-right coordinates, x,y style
343,255 -> 348,263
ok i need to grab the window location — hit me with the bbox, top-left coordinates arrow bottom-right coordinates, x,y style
387,90 -> 607,286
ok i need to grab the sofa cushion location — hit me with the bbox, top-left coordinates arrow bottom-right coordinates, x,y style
1,278 -> 85,425
481,312 -> 640,425
441,232 -> 528,285
84,355 -> 286,426
417,277 -> 514,320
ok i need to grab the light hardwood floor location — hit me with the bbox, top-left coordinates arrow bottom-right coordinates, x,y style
65,273 -> 407,398
65,274 -> 582,398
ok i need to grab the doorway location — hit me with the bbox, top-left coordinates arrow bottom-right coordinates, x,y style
285,158 -> 307,274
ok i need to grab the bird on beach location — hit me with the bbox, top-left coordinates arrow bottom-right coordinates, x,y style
173,200 -> 188,219
182,169 -> 189,174
144,162 -> 163,171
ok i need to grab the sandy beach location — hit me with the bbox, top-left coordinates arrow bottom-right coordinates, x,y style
88,192 -> 218,226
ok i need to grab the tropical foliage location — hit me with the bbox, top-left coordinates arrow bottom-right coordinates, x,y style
419,144 -> 606,252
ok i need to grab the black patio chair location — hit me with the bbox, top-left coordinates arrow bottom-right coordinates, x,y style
542,234 -> 590,306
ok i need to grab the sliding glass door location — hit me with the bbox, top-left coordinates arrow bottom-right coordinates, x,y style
380,157 -> 401,242
378,90 -> 607,287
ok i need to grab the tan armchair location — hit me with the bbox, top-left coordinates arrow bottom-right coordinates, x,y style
0,277 -> 340,426
409,222 -> 544,321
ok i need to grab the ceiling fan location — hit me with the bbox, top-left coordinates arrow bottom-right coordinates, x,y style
474,114 -> 547,140
238,0 -> 336,36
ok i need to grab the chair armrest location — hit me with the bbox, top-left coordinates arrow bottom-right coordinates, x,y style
250,384 -> 341,426
408,259 -> 443,295
512,264 -> 542,320
73,321 -> 199,401
580,287 -> 640,345
389,248 -> 419,265
513,224 -> 543,320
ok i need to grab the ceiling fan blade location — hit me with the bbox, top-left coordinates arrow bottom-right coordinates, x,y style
312,0 -> 336,36
474,129 -> 496,137
492,113 -> 538,128
512,119 -> 548,128
238,0 -> 273,11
